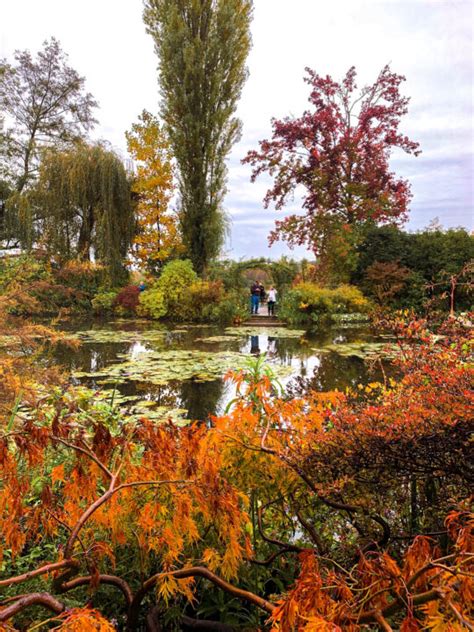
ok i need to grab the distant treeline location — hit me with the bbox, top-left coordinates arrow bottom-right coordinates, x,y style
351,225 -> 474,310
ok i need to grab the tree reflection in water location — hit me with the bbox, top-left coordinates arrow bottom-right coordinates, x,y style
49,321 -> 396,422
179,378 -> 224,422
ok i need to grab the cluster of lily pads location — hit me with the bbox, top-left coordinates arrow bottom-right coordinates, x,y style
312,340 -> 399,360
196,326 -> 307,344
71,329 -> 168,345
73,348 -> 263,385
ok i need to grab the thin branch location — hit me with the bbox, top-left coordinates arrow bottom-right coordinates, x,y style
127,566 -> 275,630
406,554 -> 456,590
0,559 -> 73,588
51,436 -> 113,479
257,504 -> 305,554
374,611 -> 393,632
447,600 -> 474,631
61,574 -> 133,606
0,592 -> 65,622
147,567 -> 275,613
245,547 -> 293,567
349,587 -> 444,625
295,509 -> 326,554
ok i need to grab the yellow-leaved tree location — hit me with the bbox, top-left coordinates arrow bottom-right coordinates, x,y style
126,110 -> 182,272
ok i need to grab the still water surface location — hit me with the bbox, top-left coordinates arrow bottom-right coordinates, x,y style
53,320 -> 393,422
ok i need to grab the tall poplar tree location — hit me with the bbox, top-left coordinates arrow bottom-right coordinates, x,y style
143,0 -> 253,275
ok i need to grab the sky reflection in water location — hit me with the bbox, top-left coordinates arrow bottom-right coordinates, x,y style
54,322 -> 392,422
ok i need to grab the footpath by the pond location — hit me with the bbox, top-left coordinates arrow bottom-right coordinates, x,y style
243,304 -> 286,327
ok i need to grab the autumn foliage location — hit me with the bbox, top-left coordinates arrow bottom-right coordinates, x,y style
244,66 -> 420,280
0,317 -> 472,629
126,110 -> 182,272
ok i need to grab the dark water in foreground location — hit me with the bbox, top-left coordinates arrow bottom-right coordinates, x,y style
52,319 -> 393,422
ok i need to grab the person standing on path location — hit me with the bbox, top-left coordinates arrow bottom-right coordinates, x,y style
267,286 -> 277,316
250,281 -> 261,314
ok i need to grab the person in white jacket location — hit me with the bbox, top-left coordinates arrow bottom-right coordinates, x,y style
267,286 -> 277,316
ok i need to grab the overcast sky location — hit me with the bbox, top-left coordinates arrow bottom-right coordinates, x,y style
2,0 -> 473,259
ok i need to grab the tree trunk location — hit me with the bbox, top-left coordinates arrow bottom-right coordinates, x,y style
77,205 -> 94,260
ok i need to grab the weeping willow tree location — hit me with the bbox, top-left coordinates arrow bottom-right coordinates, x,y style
35,142 -> 135,281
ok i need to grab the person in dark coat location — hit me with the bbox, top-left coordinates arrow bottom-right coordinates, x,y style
250,281 -> 260,314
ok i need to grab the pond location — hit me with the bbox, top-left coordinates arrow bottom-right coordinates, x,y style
51,319 -> 396,423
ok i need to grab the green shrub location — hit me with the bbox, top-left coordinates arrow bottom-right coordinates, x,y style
137,288 -> 167,319
155,259 -> 198,321
280,282 -> 371,326
199,291 -> 248,325
353,225 -> 474,311
0,254 -> 50,293
137,269 -> 246,324
91,290 -> 119,314
188,280 -> 224,319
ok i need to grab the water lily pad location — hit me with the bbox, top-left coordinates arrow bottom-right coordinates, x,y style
72,346 -> 295,386
73,349 -> 249,385
74,329 -> 168,345
224,327 -> 306,338
195,335 -> 238,343
126,404 -> 190,425
312,341 -> 398,359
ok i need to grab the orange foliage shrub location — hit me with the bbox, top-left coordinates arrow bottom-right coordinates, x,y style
55,608 -> 117,631
0,316 -> 472,630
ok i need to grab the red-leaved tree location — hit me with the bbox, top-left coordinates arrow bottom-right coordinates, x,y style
244,65 -> 421,280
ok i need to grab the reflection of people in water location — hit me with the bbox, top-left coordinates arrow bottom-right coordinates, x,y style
267,336 -> 277,359
250,335 -> 260,355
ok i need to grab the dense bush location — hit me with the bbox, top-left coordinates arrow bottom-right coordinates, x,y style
362,260 -> 426,309
54,260 -> 105,293
154,259 -> 198,320
138,269 -> 248,324
137,286 -> 167,319
113,285 -> 141,314
188,280 -> 224,317
91,290 -> 119,314
27,280 -> 89,313
353,225 -> 474,310
203,293 -> 249,324
0,254 -> 107,315
280,282 -> 371,326
0,254 -> 49,293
